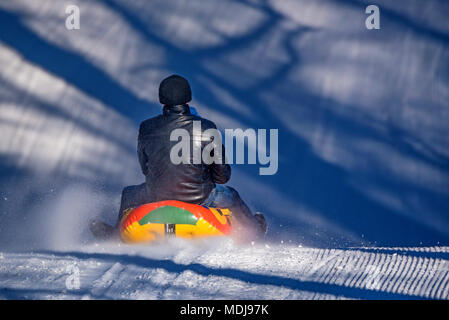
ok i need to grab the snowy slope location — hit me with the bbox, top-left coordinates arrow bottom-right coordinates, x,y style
1,0 -> 448,248
1,241 -> 448,300
0,0 -> 449,300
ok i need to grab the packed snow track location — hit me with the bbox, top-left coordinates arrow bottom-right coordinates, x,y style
1,241 -> 448,300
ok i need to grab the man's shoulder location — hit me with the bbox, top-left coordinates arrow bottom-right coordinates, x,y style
195,116 -> 217,130
139,115 -> 163,128
138,115 -> 164,137
139,114 -> 218,132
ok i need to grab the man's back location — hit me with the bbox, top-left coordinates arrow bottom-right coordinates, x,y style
138,104 -> 231,204
96,75 -> 265,240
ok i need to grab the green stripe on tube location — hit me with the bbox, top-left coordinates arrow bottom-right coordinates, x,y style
138,206 -> 198,226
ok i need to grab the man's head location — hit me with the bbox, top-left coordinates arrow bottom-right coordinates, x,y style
159,74 -> 192,106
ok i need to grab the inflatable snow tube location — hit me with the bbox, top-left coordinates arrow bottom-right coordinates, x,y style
119,200 -> 233,244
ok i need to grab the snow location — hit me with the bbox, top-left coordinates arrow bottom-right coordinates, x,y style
0,0 -> 449,300
1,241 -> 448,299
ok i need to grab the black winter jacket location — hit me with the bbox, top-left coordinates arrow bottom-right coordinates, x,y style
137,104 -> 231,204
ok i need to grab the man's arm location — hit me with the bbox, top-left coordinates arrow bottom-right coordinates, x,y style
137,123 -> 149,176
211,143 -> 231,184
203,119 -> 231,184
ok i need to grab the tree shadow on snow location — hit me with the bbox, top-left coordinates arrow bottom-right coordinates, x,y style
0,0 -> 448,248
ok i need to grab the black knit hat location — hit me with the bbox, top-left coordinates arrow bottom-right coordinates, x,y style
159,74 -> 192,106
